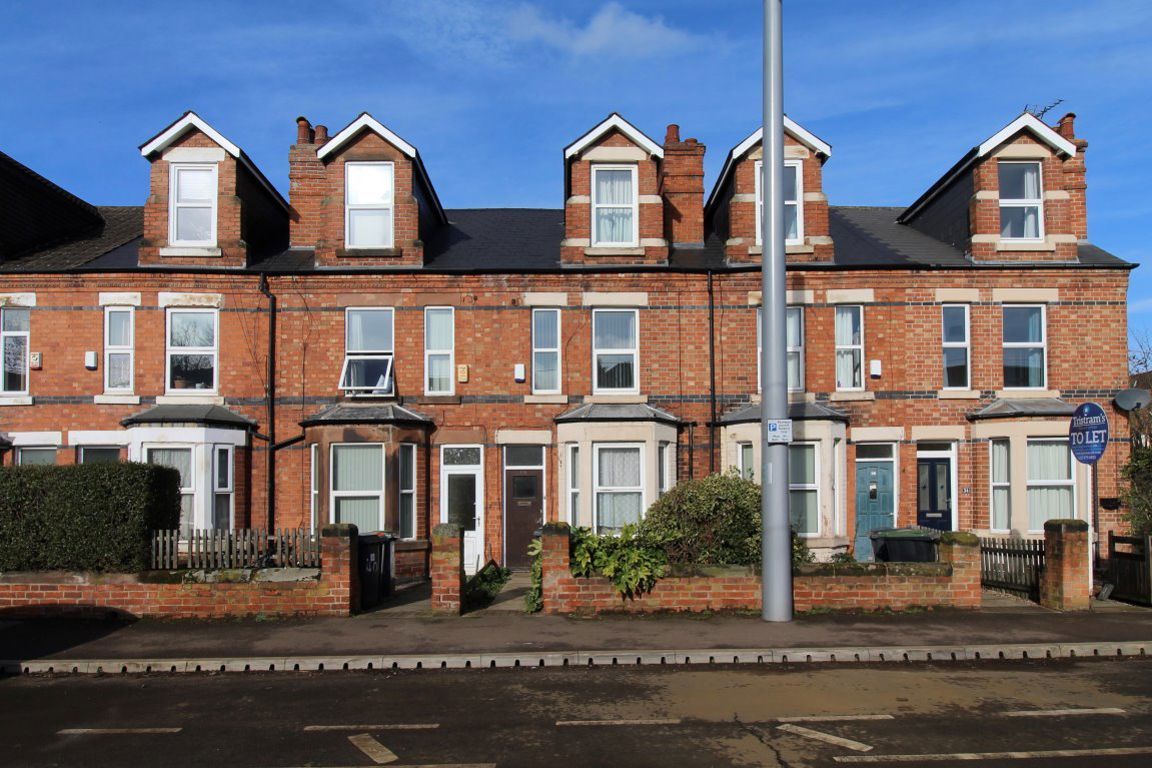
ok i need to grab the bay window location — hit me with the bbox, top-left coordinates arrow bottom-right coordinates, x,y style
789,443 -> 819,536
146,446 -> 194,537
330,443 -> 385,533
591,165 -> 638,247
1026,439 -> 1074,532
990,439 -> 1011,531
594,443 -> 644,534
567,444 -> 580,524
398,443 -> 417,540
345,162 -> 394,249
592,308 -> 638,394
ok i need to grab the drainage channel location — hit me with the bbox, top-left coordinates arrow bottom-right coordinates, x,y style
4,641 -> 1148,676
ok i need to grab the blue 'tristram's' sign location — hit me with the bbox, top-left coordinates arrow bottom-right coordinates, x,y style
1069,402 -> 1109,465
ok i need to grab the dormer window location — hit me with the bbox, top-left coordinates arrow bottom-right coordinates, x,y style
169,164 -> 218,246
591,165 -> 638,247
345,162 -> 394,249
998,161 -> 1044,241
755,160 -> 803,246
339,308 -> 394,395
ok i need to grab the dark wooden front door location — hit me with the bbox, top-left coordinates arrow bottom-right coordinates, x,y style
505,469 -> 543,569
917,458 -> 952,531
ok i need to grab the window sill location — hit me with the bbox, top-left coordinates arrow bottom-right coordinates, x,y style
995,389 -> 1059,399
937,389 -> 980,400
160,246 -> 222,257
748,243 -> 809,255
584,247 -> 644,256
525,394 -> 568,404
0,395 -> 33,406
585,394 -> 647,404
156,394 -> 225,405
995,239 -> 1056,252
336,247 -> 401,258
94,394 -> 141,405
829,391 -> 874,402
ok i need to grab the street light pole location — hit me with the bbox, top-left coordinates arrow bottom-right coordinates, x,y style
761,0 -> 794,622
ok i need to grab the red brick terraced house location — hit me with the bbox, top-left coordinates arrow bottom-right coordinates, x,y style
0,108 -> 1133,578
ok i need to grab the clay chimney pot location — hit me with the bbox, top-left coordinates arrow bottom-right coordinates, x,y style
296,116 -> 313,145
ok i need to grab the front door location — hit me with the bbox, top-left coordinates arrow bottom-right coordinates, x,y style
916,458 -> 952,531
854,461 -> 894,561
505,469 -> 543,569
441,446 -> 484,575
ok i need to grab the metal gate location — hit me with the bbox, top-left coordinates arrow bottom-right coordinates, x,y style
980,537 -> 1045,601
1108,533 -> 1152,605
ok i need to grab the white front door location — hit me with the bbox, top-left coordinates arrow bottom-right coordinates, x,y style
440,445 -> 484,575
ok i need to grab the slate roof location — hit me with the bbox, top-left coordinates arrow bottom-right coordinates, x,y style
120,404 -> 257,429
966,398 -> 1077,421
0,207 -> 143,273
554,402 -> 681,425
717,401 -> 850,425
299,402 -> 433,427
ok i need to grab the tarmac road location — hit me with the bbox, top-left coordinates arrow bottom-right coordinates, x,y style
3,658 -> 1152,767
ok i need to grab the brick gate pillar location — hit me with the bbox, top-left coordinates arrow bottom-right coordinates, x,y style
540,523 -> 571,614
431,524 -> 464,614
320,523 -> 359,616
1040,519 -> 1092,611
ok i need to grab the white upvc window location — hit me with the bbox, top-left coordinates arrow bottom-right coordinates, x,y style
169,163 -> 218,247
1026,439 -> 1075,532
398,443 -> 417,540
657,441 -> 675,497
941,304 -> 970,390
345,161 -> 395,249
1,307 -> 30,395
990,439 -> 1011,532
566,443 -> 580,525
834,305 -> 864,391
789,443 -> 819,536
330,443 -> 386,534
1002,305 -> 1047,389
593,442 -> 645,535
17,447 -> 55,466
166,309 -> 218,393
592,308 -> 639,394
340,308 -> 394,395
757,306 -> 804,392
424,307 -> 455,395
591,165 -> 638,247
755,159 -> 803,246
146,445 -> 195,537
999,161 -> 1044,241
309,443 -> 319,533
213,445 -> 233,530
104,306 -> 134,394
532,308 -> 562,394
738,441 -> 755,481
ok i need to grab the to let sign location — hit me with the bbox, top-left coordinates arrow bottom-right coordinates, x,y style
1069,402 -> 1109,465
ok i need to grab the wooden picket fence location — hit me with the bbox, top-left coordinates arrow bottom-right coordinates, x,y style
1108,532 -> 1152,606
980,536 -> 1046,601
151,528 -> 321,570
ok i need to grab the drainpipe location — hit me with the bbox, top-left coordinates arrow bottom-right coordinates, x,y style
707,270 -> 718,474
259,274 -> 277,531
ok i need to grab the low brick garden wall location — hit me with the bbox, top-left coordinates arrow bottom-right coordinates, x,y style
0,524 -> 359,619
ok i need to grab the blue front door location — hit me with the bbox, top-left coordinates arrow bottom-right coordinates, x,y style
854,461 -> 894,561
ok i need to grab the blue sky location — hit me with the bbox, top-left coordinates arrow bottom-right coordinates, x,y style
3,0 -> 1150,331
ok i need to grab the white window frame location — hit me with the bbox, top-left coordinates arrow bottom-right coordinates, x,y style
309,443 -> 319,533
789,442 -> 820,537
755,159 -> 804,246
657,441 -> 676,497
590,164 -> 639,247
1002,304 -> 1047,390
339,307 -> 395,396
737,441 -> 755,481
344,161 -> 395,250
329,442 -> 387,532
998,160 -> 1045,242
0,306 -> 30,395
103,306 -> 134,394
941,304 -> 970,390
16,446 -> 55,466
213,444 -> 234,530
989,439 -> 1011,533
424,306 -> 455,396
532,308 -> 562,395
835,305 -> 865,392
165,308 -> 219,395
591,308 -> 640,395
566,443 -> 580,525
757,306 -> 804,392
593,442 -> 646,534
144,443 -> 195,534
168,162 -> 218,247
1026,438 -> 1076,533
398,442 -> 417,541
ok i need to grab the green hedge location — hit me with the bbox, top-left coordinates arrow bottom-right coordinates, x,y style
0,462 -> 181,572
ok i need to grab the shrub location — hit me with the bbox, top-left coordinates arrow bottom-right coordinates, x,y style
571,525 -> 667,599
1123,444 -> 1152,536
641,471 -> 762,566
0,462 -> 181,572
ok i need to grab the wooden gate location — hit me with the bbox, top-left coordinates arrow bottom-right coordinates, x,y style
980,537 -> 1045,601
1108,533 -> 1152,605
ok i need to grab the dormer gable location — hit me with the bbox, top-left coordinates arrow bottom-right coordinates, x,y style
562,113 -> 668,265
705,117 -> 834,264
138,111 -> 289,267
288,112 -> 445,268
899,112 -> 1087,262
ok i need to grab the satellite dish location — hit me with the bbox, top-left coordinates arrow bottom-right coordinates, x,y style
1114,388 -> 1151,412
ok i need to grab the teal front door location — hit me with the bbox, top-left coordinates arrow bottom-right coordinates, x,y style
855,461 -> 895,561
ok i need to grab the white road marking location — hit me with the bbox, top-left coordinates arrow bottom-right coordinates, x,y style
1002,707 -> 1127,717
778,715 -> 895,723
57,728 -> 182,735
278,765 -> 495,768
304,723 -> 440,731
777,724 -> 873,752
348,733 -> 399,765
834,746 -> 1152,763
556,718 -> 681,726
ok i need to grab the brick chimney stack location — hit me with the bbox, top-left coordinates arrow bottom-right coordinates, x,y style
660,123 -> 706,247
1055,112 -> 1089,240
314,124 -> 329,146
289,116 -> 324,247
296,116 -> 314,144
